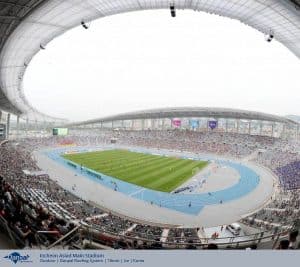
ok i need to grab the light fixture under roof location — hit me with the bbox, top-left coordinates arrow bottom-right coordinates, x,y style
81,20 -> 90,29
170,3 -> 176,17
265,30 -> 274,42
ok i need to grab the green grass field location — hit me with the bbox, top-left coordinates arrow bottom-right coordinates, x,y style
63,149 -> 208,192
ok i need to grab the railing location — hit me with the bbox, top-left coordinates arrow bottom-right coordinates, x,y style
0,212 -> 292,250
46,225 -> 81,249
78,223 -> 290,249
83,217 -> 291,243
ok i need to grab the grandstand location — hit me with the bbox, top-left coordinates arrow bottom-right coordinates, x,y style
1,110 -> 300,249
0,0 -> 300,251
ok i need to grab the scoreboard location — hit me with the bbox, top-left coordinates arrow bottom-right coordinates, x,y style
53,128 -> 69,136
0,123 -> 6,140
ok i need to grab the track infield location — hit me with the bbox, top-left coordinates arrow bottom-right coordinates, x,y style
63,149 -> 208,192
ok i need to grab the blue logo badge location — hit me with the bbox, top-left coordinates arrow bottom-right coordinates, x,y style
4,252 -> 31,264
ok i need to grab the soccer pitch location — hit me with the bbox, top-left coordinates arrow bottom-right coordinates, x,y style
63,149 -> 208,192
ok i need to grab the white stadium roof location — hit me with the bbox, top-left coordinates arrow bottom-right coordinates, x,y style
63,106 -> 298,127
0,0 -> 300,122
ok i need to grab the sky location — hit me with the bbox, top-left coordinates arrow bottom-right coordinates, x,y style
24,9 -> 300,122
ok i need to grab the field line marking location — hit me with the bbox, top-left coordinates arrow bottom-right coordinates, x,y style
129,188 -> 146,197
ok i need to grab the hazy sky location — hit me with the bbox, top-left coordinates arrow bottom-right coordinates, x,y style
24,10 -> 300,121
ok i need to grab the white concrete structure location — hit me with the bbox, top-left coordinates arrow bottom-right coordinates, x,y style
0,0 -> 300,123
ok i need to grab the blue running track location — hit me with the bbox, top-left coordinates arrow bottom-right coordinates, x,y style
45,147 -> 260,216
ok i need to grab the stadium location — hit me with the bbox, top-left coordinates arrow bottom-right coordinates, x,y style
0,0 -> 300,251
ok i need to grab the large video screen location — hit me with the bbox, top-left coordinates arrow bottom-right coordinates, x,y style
53,128 -> 69,136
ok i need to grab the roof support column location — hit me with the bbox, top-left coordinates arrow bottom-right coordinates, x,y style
225,119 -> 229,133
34,120 -> 37,133
0,110 -> 2,122
26,118 -> 29,136
296,125 -> 299,141
248,121 -> 251,135
282,124 -> 286,139
161,118 -> 165,130
236,119 -> 240,133
271,123 -> 275,137
16,115 -> 20,139
259,121 -> 263,135
6,113 -> 10,139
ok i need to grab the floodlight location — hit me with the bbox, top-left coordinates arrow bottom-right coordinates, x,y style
170,4 -> 176,17
265,30 -> 274,42
81,21 -> 89,29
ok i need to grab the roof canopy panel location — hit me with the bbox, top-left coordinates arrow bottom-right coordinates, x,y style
65,107 -> 298,127
0,0 -> 299,122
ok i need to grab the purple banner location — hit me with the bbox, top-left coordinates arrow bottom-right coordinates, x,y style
208,120 -> 218,130
172,118 -> 181,127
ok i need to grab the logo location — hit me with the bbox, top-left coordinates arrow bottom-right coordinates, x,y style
4,252 -> 32,264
